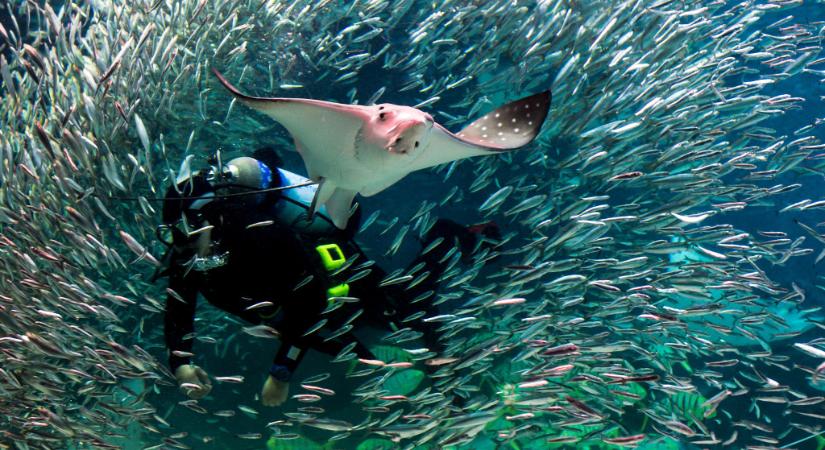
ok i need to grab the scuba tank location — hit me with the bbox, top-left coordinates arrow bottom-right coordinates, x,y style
217,156 -> 340,236
271,167 -> 338,237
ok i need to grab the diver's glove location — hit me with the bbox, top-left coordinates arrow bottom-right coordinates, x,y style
175,364 -> 212,400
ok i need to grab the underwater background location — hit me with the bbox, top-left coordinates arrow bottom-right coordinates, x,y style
2,0 -> 825,449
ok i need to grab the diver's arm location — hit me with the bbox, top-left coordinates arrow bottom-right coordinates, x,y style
164,273 -> 198,371
261,336 -> 307,407
269,336 -> 308,382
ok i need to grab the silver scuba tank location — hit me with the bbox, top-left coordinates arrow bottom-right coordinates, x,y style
214,156 -> 338,236
272,168 -> 337,236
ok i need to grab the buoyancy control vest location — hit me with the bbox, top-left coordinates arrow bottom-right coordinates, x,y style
157,157 -> 361,277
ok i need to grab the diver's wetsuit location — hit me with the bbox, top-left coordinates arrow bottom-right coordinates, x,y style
162,170 -> 478,382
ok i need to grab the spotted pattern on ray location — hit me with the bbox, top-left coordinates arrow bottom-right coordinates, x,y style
456,90 -> 551,149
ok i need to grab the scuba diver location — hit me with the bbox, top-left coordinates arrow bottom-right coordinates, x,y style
156,147 -> 500,407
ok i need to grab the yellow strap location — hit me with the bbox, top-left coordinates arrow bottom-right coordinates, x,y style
316,244 -> 350,302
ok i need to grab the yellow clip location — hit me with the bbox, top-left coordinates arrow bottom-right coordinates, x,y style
327,283 -> 350,299
316,243 -> 346,271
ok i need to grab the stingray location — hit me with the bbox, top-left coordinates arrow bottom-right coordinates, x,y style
212,68 -> 551,229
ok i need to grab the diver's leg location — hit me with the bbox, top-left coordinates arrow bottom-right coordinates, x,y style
305,334 -> 376,360
383,219 -> 476,354
369,219 -> 488,352
343,219 -> 496,353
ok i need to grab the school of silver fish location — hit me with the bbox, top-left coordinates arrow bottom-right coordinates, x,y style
1,0 -> 825,449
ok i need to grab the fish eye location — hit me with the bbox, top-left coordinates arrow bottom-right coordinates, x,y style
379,112 -> 386,120
395,138 -> 402,143
415,141 -> 419,148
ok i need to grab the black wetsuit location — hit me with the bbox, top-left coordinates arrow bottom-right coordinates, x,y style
162,172 -> 477,382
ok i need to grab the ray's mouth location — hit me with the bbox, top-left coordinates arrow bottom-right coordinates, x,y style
388,138 -> 411,154
387,120 -> 428,155
388,135 -> 420,155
